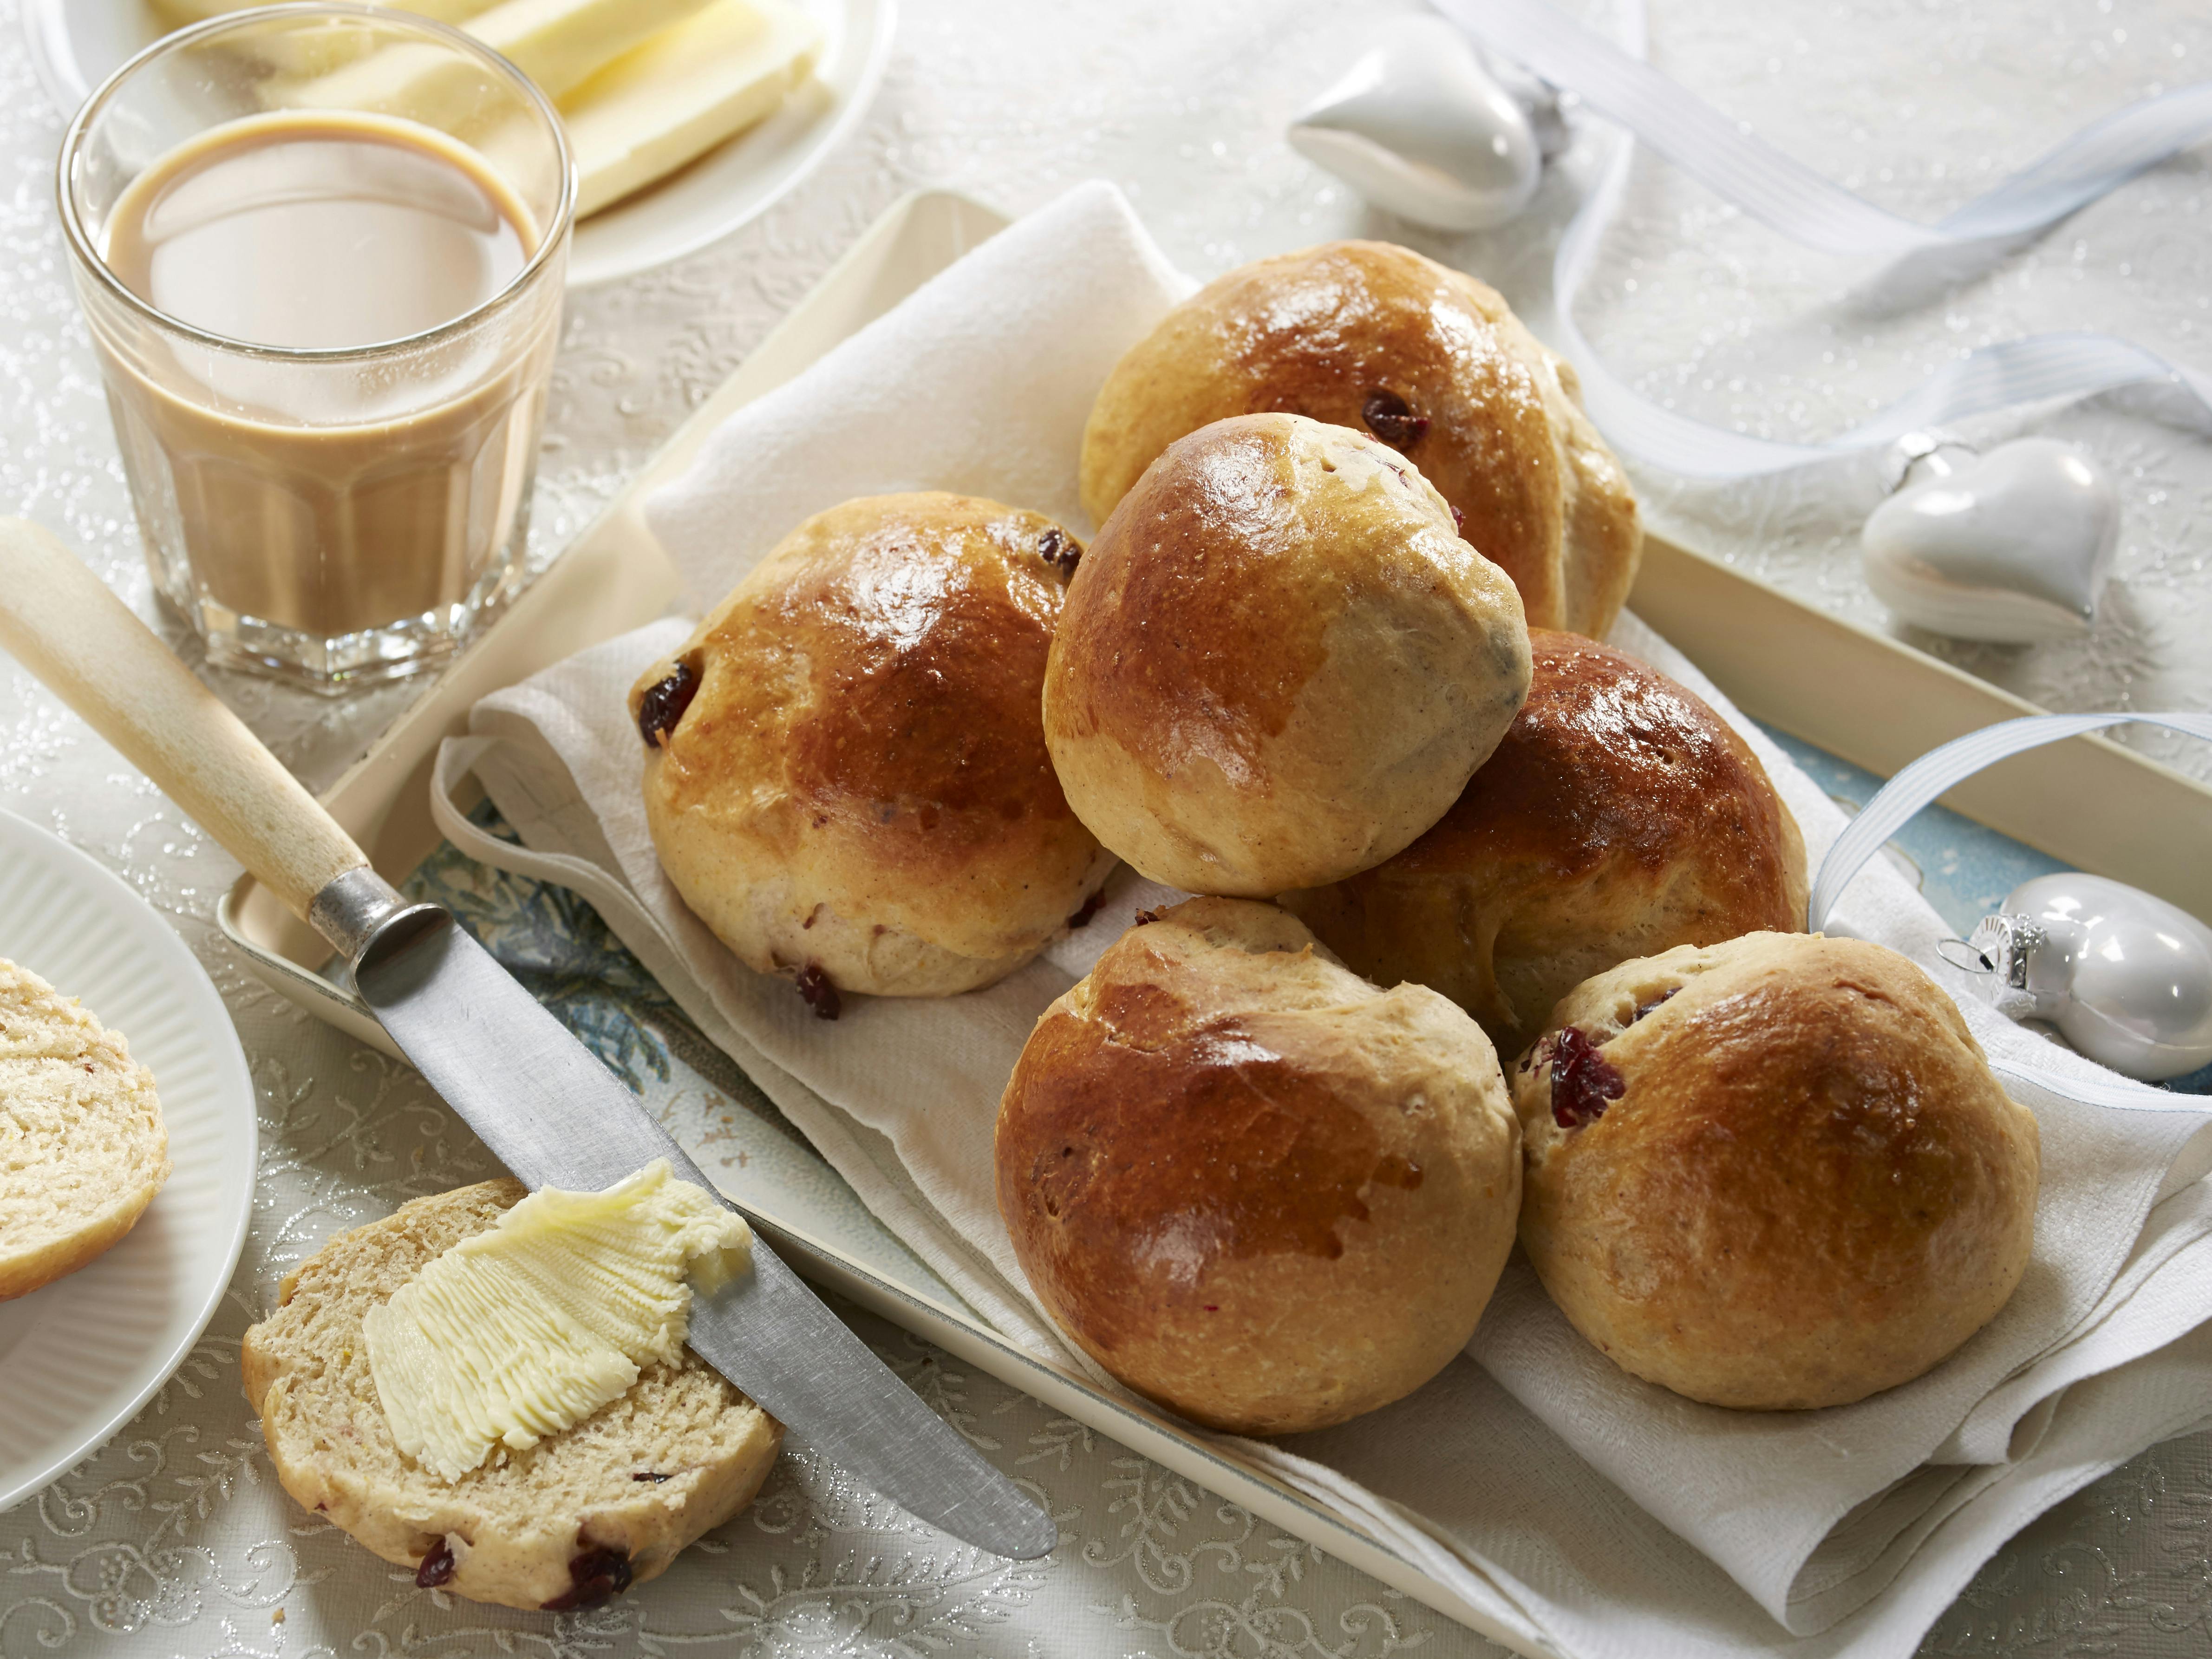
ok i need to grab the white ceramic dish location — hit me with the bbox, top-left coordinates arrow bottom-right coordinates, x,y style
0,808 -> 257,1515
19,0 -> 894,287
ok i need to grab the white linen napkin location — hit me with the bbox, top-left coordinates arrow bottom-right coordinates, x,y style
431,181 -> 2212,1658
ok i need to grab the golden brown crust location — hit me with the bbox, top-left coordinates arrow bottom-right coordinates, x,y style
1079,241 -> 1641,634
1282,632 -> 1807,1055
995,897 -> 1521,1435
1044,414 -> 1532,895
632,493 -> 1112,997
1512,934 -> 2041,1410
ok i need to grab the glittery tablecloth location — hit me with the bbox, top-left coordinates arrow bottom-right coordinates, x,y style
5,0 -> 2212,1654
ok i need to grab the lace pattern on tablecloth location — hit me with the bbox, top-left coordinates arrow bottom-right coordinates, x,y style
5,0 -> 2212,1652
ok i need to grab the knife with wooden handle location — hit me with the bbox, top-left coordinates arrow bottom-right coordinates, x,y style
0,517 -> 1056,1561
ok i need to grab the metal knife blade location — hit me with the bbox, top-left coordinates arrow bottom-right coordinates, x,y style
355,905 -> 1057,1561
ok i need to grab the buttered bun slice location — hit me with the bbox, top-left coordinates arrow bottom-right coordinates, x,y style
631,493 -> 1114,1005
1513,933 -> 2040,1411
0,959 -> 170,1301
1044,413 -> 1531,896
1080,241 -> 1641,636
1283,631 -> 1807,1058
995,898 -> 1521,1436
243,1181 -> 782,1611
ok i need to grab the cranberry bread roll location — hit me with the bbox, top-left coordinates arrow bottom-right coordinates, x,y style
1513,933 -> 2040,1411
1282,632 -> 1806,1058
995,897 -> 1520,1435
1045,413 -> 1531,897
1080,241 -> 1641,635
630,494 -> 1114,1004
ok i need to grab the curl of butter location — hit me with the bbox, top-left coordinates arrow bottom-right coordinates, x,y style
363,1159 -> 749,1482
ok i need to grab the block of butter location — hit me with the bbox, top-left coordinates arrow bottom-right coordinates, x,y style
151,0 -> 496,24
361,1158 -> 748,1483
154,0 -> 506,81
563,0 -> 823,217
285,0 -> 716,128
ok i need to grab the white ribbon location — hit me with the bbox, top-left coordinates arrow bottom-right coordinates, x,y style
1435,0 -> 2212,475
1807,712 -> 2212,1111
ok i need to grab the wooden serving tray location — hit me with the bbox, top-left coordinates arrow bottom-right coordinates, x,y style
213,188 -> 2212,1651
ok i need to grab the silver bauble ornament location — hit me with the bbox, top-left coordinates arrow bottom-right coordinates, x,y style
1966,873 -> 2212,1082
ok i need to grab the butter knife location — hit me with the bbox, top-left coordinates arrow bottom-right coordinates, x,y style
0,518 -> 1057,1562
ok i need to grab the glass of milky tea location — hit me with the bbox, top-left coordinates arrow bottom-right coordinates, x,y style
57,4 -> 574,690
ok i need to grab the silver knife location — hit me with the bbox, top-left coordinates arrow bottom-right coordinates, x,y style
0,517 -> 1056,1562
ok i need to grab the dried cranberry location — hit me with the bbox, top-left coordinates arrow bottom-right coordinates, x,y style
1449,503 -> 1466,535
1039,527 -> 1083,578
631,1471 -> 671,1482
1630,987 -> 1678,1024
1361,390 -> 1429,450
1132,908 -> 1160,927
1067,889 -> 1105,929
636,660 -> 699,749
542,1546 -> 633,1611
795,962 -> 842,1020
1543,1027 -> 1625,1129
415,1542 -> 456,1589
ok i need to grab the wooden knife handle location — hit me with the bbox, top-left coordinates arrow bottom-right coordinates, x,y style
0,517 -> 369,920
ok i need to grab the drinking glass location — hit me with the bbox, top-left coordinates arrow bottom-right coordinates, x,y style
57,4 -> 575,690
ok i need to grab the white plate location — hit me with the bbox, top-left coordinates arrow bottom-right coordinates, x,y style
0,809 -> 256,1515
20,0 -> 895,287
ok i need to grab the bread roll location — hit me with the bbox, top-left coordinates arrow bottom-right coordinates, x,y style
631,493 -> 1113,1004
1080,241 -> 1640,635
1282,632 -> 1806,1058
0,959 -> 170,1300
242,1181 -> 782,1610
995,897 -> 1520,1435
1044,413 -> 1531,896
1513,933 -> 2040,1410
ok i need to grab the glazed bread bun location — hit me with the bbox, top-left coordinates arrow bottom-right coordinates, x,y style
630,494 -> 1114,1003
995,897 -> 1521,1436
1044,413 -> 1531,896
1513,933 -> 2041,1411
1282,632 -> 1807,1058
1080,241 -> 1641,635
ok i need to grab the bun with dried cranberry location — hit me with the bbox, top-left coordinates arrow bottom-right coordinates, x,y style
1512,932 -> 2040,1410
995,897 -> 1520,1435
1079,240 -> 1641,635
1281,631 -> 1806,1058
629,493 -> 1112,1003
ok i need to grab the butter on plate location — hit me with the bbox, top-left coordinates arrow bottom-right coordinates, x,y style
281,0 -> 713,123
361,1158 -> 749,1483
561,0 -> 823,218
150,0 -> 497,22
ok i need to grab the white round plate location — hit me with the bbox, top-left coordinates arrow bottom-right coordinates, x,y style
0,810 -> 256,1515
20,0 -> 895,288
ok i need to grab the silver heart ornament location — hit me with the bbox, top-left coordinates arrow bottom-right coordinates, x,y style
1287,15 -> 1562,233
1861,437 -> 2120,643
1968,873 -> 2212,1083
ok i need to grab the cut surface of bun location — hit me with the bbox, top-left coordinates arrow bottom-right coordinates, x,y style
242,1180 -> 783,1610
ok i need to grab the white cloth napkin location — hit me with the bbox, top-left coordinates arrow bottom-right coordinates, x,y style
431,181 -> 2212,1659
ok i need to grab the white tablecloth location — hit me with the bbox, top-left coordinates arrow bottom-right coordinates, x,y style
4,0 -> 2211,1654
